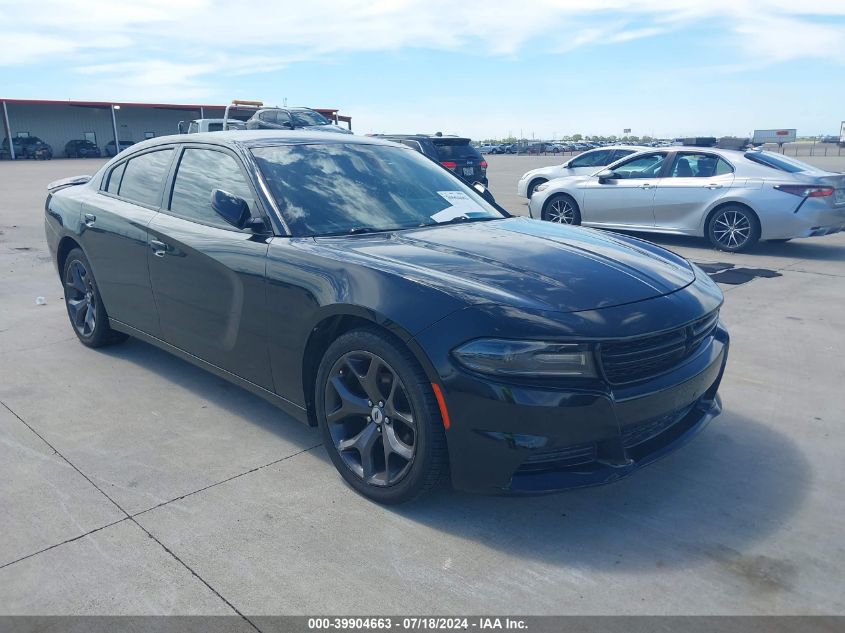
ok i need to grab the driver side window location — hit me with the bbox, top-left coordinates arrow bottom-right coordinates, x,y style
611,153 -> 667,179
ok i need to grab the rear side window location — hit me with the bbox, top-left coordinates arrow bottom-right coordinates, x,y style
432,141 -> 481,161
569,149 -> 612,168
105,162 -> 126,194
118,149 -> 174,207
744,151 -> 814,173
169,148 -> 255,228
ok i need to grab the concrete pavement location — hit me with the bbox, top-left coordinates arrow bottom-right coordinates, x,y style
0,155 -> 843,616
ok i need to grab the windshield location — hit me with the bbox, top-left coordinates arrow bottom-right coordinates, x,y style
744,151 -> 818,173
251,143 -> 505,236
291,110 -> 330,127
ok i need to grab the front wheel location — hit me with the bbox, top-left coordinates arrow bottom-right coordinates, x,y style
706,205 -> 760,252
315,328 -> 448,504
542,194 -> 581,225
527,178 -> 547,198
62,248 -> 128,348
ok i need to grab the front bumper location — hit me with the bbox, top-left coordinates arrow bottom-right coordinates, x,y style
426,323 -> 729,494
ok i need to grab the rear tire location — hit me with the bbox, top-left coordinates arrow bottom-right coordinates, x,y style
62,248 -> 128,348
315,327 -> 448,504
542,194 -> 581,225
706,205 -> 760,252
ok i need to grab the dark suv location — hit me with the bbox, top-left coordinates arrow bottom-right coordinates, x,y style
65,139 -> 101,158
3,136 -> 53,159
244,107 -> 352,134
373,134 -> 488,186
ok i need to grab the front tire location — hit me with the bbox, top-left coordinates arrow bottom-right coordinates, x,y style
62,248 -> 128,348
315,327 -> 448,504
542,194 -> 581,225
706,205 -> 760,252
527,178 -> 547,198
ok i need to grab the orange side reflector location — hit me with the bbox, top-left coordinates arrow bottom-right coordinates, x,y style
431,383 -> 451,430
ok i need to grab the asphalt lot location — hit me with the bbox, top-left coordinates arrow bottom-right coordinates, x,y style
1,154 -> 844,616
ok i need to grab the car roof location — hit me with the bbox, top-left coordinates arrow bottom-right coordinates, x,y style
124,130 -> 399,152
373,134 -> 472,143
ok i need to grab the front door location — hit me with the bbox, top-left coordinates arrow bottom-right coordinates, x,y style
147,145 -> 273,389
579,152 -> 668,228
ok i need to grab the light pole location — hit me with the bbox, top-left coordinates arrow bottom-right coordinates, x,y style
111,105 -> 121,155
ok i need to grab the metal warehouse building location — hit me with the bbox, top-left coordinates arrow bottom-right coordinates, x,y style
1,99 -> 351,159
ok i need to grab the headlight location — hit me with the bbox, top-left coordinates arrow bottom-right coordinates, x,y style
452,339 -> 597,378
534,183 -> 550,192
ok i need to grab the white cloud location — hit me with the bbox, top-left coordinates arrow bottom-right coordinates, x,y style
1,0 -> 843,102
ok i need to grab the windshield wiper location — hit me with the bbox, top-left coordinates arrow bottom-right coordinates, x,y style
419,216 -> 501,228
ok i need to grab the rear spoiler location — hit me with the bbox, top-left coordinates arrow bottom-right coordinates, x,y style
47,175 -> 91,193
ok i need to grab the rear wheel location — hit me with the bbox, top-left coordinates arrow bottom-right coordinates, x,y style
542,194 -> 581,225
706,205 -> 760,252
62,248 -> 128,348
315,328 -> 448,504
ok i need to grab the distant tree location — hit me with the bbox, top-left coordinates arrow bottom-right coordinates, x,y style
571,133 -> 583,142
641,135 -> 653,143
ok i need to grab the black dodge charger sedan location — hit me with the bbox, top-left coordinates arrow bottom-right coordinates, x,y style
44,131 -> 729,504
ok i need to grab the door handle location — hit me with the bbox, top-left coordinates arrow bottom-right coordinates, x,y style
150,239 -> 168,257
84,213 -> 96,226
705,183 -> 724,189
639,183 -> 653,189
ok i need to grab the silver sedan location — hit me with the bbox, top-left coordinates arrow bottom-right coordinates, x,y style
528,147 -> 845,251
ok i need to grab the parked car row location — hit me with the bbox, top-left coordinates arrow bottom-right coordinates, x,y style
523,145 -> 845,252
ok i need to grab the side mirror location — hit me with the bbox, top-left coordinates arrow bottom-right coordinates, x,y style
597,169 -> 618,182
473,182 -> 496,205
211,189 -> 251,229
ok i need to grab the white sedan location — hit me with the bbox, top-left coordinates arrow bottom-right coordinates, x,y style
517,146 -> 650,198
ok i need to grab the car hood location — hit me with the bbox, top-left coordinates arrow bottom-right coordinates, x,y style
312,218 -> 695,313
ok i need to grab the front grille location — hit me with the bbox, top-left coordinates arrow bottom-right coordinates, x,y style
621,405 -> 693,448
600,311 -> 719,384
516,443 -> 597,473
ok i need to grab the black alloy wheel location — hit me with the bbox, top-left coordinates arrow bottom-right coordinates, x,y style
325,350 -> 417,486
62,248 -> 127,348
316,328 -> 448,504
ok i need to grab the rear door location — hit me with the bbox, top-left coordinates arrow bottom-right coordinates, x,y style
147,144 -> 274,388
580,152 -> 667,227
81,147 -> 176,337
652,152 -> 735,230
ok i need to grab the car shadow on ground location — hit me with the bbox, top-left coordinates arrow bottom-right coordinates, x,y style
102,339 -> 809,575
388,411 -> 810,573
98,338 -> 320,450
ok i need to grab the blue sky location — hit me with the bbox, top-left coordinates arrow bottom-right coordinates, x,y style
2,0 -> 844,139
